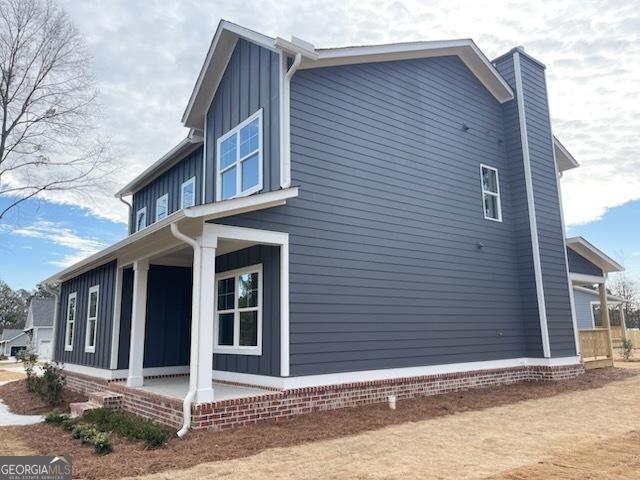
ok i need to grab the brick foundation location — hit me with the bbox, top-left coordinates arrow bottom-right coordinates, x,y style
63,363 -> 584,431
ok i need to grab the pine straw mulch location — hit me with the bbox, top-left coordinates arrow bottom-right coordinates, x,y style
0,367 -> 636,480
0,378 -> 87,415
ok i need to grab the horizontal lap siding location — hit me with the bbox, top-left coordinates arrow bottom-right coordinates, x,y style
520,55 -> 576,357
573,288 -> 597,330
205,39 -> 280,203
130,147 -> 203,233
54,260 -> 116,368
213,245 -> 280,377
221,55 -> 533,376
567,248 -> 604,277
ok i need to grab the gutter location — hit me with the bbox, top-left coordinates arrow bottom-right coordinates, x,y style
117,195 -> 133,234
280,53 -> 302,189
169,223 -> 200,438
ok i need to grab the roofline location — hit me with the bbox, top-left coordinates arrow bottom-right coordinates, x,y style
115,134 -> 203,198
554,136 -> 579,171
1,331 -> 27,343
42,187 -> 299,284
572,285 -> 625,303
566,236 -> 625,273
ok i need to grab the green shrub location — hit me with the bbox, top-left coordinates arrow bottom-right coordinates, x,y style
83,408 -> 172,448
93,432 -> 112,455
72,424 -> 99,444
21,347 -> 40,393
622,338 -> 634,360
61,417 -> 78,431
38,362 -> 65,406
44,410 -> 69,424
0,353 -> 7,361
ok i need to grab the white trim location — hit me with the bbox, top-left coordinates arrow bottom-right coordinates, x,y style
64,292 -> 77,352
84,285 -> 100,353
155,193 -> 169,222
570,272 -> 606,285
566,236 -> 624,273
215,109 -> 263,201
214,264 -> 263,356
280,53 -> 302,189
135,207 -> 147,232
202,112 -> 208,205
479,164 -> 502,222
280,242 -> 290,377
212,356 -> 583,390
514,50 -> 551,358
109,266 -> 124,369
181,177 -> 196,209
573,285 -> 624,303
62,363 -> 190,380
589,300 -> 600,329
554,137 -> 579,172
278,51 -> 286,189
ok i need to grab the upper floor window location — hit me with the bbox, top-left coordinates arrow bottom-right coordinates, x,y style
136,207 -> 147,232
216,109 -> 263,201
85,285 -> 99,353
181,177 -> 196,209
64,292 -> 77,351
156,194 -> 168,221
214,264 -> 262,355
480,164 -> 502,222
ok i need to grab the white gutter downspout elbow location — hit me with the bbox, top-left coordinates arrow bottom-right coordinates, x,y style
117,195 -> 133,233
170,222 -> 200,438
281,53 -> 302,189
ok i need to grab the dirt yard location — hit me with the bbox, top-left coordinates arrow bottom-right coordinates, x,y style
0,368 -> 25,382
0,378 -> 87,414
1,367 -> 639,479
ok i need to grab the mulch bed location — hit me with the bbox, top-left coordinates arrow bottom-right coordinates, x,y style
1,367 -> 637,480
0,379 -> 87,415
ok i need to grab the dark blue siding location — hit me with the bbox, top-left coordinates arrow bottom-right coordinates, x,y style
54,261 -> 117,368
218,55 -> 542,376
567,248 -> 604,277
130,147 -> 203,233
117,267 -> 133,369
213,245 -> 280,377
205,39 -> 280,203
519,54 -> 576,357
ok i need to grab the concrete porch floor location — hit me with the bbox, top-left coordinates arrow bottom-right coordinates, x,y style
135,377 -> 272,402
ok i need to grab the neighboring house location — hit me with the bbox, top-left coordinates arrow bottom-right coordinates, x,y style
42,21 -> 588,432
0,329 -> 28,358
24,297 -> 56,360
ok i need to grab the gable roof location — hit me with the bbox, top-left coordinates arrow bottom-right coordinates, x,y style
0,329 -> 27,343
566,237 -> 624,274
25,297 -> 55,329
182,20 -> 514,129
554,137 -> 579,172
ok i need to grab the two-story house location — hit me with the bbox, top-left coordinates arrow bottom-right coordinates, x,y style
43,21 -> 589,433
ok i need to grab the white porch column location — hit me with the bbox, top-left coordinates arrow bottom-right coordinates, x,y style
127,259 -> 149,387
191,225 -> 217,403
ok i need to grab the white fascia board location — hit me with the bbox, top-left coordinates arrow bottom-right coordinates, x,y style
41,188 -> 299,285
182,20 -> 277,129
115,138 -> 203,198
308,39 -> 514,103
273,37 -> 319,60
554,137 -> 579,172
566,237 -> 624,273
570,272 -> 607,285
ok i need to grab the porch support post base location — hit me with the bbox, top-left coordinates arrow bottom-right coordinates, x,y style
126,375 -> 144,388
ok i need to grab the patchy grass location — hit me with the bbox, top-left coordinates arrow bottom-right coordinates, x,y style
2,367 -> 637,480
82,408 -> 173,448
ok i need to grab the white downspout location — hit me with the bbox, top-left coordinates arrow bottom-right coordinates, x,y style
43,284 -> 60,360
170,222 -> 200,438
281,53 -> 302,189
118,195 -> 133,234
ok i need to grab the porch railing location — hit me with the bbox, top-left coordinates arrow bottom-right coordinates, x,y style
579,328 -> 613,369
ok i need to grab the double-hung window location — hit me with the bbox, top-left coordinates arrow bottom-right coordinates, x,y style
156,194 -> 168,221
181,177 -> 196,209
135,207 -> 147,232
65,292 -> 77,351
85,285 -> 99,353
480,164 -> 502,222
216,109 -> 263,201
214,265 -> 262,355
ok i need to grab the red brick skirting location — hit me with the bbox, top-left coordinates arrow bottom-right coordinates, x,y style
63,363 -> 584,432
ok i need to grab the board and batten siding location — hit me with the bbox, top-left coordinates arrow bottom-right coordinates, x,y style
517,54 -> 576,357
54,260 -> 117,368
218,55 -> 548,376
204,38 -> 280,203
130,147 -> 203,233
567,248 -> 604,277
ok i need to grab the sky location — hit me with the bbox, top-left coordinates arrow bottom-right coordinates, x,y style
0,0 -> 638,290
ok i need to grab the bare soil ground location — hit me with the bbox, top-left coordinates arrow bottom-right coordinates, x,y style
0,368 -> 25,382
0,367 -> 638,479
0,379 -> 87,415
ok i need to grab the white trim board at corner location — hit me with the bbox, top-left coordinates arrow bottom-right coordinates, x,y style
212,357 -> 582,390
513,50 -> 551,359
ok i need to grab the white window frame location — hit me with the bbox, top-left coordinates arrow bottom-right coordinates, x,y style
214,264 -> 263,356
64,292 -> 77,351
480,164 -> 502,222
180,176 -> 196,209
155,193 -> 169,222
84,285 -> 100,353
135,207 -> 147,232
215,109 -> 263,201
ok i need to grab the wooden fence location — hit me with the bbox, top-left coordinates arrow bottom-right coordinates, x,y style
579,328 -> 613,369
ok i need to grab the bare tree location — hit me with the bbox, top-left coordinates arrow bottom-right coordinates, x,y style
0,0 -> 113,220
610,273 -> 640,328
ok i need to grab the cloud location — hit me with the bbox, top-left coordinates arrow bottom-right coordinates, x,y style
11,220 -> 106,268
